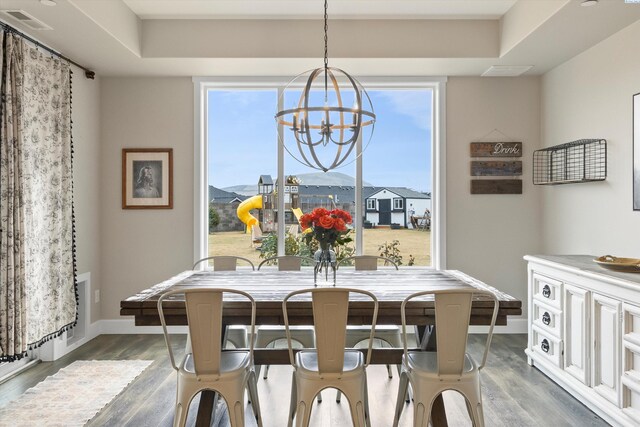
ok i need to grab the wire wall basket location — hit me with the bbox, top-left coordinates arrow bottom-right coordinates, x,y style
533,139 -> 607,185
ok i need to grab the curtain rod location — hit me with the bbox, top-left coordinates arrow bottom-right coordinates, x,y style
1,21 -> 95,79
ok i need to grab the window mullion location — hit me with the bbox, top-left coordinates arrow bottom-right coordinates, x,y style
277,86 -> 285,256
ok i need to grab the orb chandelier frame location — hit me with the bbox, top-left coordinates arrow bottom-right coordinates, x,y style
275,0 -> 376,172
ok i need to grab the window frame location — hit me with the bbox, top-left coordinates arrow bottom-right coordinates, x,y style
393,198 -> 404,210
366,198 -> 376,210
193,76 -> 447,269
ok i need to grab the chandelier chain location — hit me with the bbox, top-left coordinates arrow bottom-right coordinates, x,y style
324,0 -> 328,70
323,0 -> 329,98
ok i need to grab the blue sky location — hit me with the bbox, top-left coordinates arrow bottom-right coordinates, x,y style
207,88 -> 432,192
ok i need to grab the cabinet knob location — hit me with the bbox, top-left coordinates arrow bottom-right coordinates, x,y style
542,285 -> 551,298
541,339 -> 550,353
542,312 -> 551,325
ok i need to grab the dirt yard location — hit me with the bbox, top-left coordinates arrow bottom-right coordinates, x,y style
208,228 -> 431,266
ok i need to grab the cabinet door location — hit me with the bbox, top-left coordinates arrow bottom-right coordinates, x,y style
564,283 -> 590,385
591,293 -> 621,405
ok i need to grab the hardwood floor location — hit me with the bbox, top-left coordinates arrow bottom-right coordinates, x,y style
0,334 -> 607,426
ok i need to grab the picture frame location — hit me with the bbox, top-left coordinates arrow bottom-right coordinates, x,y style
122,148 -> 173,209
635,93 -> 640,210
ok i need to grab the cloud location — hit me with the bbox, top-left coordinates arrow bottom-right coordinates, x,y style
376,90 -> 432,131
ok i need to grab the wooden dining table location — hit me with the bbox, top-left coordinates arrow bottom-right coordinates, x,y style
121,267 -> 522,426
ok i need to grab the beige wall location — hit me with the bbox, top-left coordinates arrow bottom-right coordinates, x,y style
72,71 -> 102,323
99,75 -> 540,321
100,78 -> 194,319
446,77 -> 542,318
541,20 -> 640,255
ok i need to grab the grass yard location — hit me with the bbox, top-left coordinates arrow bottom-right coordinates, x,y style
208,228 -> 431,266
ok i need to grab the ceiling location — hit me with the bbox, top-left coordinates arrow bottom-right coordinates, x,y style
121,0 -> 518,20
0,0 -> 639,77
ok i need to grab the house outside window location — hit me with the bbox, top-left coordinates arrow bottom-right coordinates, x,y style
393,198 -> 403,210
366,199 -> 376,210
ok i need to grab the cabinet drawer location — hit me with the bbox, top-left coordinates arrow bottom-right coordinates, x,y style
622,374 -> 640,422
533,300 -> 562,338
533,273 -> 562,309
532,325 -> 563,368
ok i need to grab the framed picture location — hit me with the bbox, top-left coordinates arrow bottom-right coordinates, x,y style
635,93 -> 640,210
122,148 -> 173,209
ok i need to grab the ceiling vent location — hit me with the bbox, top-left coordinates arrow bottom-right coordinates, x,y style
482,65 -> 533,77
1,10 -> 52,30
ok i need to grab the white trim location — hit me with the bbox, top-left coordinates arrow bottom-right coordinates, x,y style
193,76 -> 446,266
0,359 -> 40,384
38,272 -> 101,361
100,319 -> 188,335
193,81 -> 207,264
432,80 -> 447,269
277,86 -> 285,256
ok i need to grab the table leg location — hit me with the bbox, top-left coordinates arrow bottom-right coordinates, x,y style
195,392 -> 217,427
415,325 -> 448,427
194,322 -> 230,426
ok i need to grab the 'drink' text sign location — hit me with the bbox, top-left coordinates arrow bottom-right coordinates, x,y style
470,142 -> 522,158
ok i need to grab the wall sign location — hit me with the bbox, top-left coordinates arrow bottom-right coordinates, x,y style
470,142 -> 522,158
470,140 -> 523,195
471,161 -> 522,176
471,179 -> 522,194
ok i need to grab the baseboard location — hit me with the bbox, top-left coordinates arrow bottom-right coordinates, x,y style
101,318 -> 526,335
99,319 -> 188,334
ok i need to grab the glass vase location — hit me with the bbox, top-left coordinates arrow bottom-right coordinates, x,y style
313,246 -> 336,286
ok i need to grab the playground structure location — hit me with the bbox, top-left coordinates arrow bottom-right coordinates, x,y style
236,175 -> 301,234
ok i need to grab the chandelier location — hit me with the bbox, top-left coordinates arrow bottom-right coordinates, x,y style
275,0 -> 375,172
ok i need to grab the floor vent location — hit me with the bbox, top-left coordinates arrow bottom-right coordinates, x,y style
1,10 -> 52,30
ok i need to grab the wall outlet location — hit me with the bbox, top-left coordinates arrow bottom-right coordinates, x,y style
94,289 -> 100,303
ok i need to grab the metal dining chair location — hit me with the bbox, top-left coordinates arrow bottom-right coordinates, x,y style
336,255 -> 402,403
257,255 -> 315,271
192,256 -> 255,349
255,255 -> 320,403
193,255 -> 255,271
392,288 -> 499,427
337,255 -> 399,271
283,287 -> 379,427
158,286 -> 263,427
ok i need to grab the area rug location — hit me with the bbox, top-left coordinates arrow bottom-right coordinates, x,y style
0,360 -> 152,427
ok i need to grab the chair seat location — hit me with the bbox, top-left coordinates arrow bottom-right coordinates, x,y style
405,351 -> 476,376
183,351 -> 251,376
296,349 -> 364,374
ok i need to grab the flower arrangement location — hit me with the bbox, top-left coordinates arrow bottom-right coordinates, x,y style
299,208 -> 353,250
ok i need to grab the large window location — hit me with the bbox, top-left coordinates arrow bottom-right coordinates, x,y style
195,78 -> 446,268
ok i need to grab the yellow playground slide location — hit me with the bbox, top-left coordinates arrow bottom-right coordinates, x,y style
291,208 -> 312,234
236,195 -> 262,233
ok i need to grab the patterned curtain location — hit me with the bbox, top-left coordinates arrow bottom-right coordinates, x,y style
0,31 -> 76,362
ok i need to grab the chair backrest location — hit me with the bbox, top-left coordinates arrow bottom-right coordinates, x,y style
337,255 -> 399,271
192,256 -> 256,271
257,255 -> 315,271
283,288 -> 379,374
157,287 -> 256,378
401,288 -> 498,377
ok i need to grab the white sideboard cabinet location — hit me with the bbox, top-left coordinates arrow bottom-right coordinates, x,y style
525,255 -> 640,426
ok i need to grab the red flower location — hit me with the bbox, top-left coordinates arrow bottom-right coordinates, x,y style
334,218 -> 347,232
310,208 -> 328,221
299,214 -> 312,230
331,209 -> 352,224
318,215 -> 335,229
